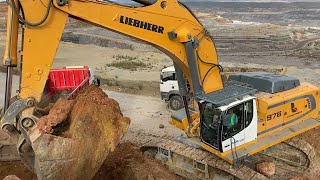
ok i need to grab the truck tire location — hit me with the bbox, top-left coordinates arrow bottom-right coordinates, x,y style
169,95 -> 183,111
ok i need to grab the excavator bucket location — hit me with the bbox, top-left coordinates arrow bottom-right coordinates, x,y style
0,129 -> 20,161
21,85 -> 130,179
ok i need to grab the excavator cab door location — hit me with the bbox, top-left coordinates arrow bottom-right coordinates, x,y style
220,98 -> 258,152
220,103 -> 246,152
200,102 -> 222,151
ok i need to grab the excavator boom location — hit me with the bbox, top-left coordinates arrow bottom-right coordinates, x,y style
7,0 -> 223,103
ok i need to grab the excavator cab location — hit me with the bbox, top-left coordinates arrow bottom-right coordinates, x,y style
200,96 -> 258,154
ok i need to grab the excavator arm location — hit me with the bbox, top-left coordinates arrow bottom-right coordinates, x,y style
1,0 -> 224,179
7,0 -> 223,102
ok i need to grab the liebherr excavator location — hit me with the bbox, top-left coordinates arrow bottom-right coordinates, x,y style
1,0 -> 320,179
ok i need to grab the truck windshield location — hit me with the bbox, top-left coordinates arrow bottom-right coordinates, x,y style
161,72 -> 176,82
201,103 -> 221,150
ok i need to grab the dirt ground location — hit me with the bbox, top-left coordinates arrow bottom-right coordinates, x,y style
297,126 -> 320,153
93,143 -> 183,180
0,143 -> 184,180
0,162 -> 35,180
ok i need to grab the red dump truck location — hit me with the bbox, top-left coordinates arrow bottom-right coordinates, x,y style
44,66 -> 100,100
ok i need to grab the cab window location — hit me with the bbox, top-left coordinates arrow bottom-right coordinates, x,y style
201,103 -> 222,150
161,72 -> 176,82
222,103 -> 244,141
245,100 -> 254,127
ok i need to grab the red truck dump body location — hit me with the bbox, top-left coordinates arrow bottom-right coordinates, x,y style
48,66 -> 90,93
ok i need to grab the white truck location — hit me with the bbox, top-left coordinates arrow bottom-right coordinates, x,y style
160,66 -> 190,111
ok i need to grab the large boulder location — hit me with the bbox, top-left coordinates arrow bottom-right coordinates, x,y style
27,85 -> 130,179
3,175 -> 21,180
256,162 -> 276,177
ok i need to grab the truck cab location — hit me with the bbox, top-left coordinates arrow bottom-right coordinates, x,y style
160,66 -> 183,111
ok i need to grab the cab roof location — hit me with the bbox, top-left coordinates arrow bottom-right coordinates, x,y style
161,66 -> 175,73
198,82 -> 257,107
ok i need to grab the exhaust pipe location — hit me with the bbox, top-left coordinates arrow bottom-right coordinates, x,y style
132,0 -> 157,6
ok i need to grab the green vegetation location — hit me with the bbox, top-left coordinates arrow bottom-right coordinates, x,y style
112,55 -> 138,61
108,55 -> 151,71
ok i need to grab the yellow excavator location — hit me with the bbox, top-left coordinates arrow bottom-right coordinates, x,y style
1,0 -> 320,179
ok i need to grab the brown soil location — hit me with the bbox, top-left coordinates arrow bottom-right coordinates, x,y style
0,143 -> 183,180
297,126 -> 320,153
0,3 -> 6,15
295,125 -> 320,179
93,143 -> 183,180
0,162 -> 35,180
37,98 -> 74,134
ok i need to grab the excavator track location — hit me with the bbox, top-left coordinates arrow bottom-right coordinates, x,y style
141,138 -> 267,179
243,138 -> 317,179
125,130 -> 318,180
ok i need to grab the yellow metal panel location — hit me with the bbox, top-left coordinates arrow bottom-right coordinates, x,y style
256,83 -> 320,138
169,119 -> 188,133
19,0 -> 69,101
265,105 -> 283,130
3,0 -> 19,66
257,98 -> 268,133
170,111 -> 200,134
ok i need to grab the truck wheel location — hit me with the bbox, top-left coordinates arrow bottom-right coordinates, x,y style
169,95 -> 183,111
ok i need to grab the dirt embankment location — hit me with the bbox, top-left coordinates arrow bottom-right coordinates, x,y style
0,143 -> 183,180
0,144 -> 183,180
94,143 -> 184,180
